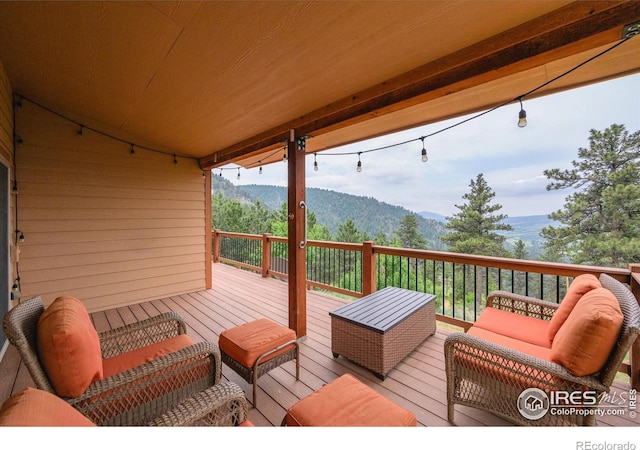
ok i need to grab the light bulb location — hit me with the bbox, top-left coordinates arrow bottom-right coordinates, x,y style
237,169 -> 241,180
356,160 -> 362,172
11,281 -> 20,300
259,166 -> 263,174
314,161 -> 318,171
518,108 -> 527,128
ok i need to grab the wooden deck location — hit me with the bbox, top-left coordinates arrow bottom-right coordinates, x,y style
1,262 -> 639,428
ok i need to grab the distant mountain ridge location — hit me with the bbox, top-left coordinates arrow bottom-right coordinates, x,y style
212,177 -> 556,254
212,177 -> 448,248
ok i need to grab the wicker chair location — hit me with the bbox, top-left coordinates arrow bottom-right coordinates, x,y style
2,296 -> 239,426
444,273 -> 640,426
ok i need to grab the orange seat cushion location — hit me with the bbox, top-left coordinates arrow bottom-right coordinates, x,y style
466,327 -> 552,361
37,296 -> 103,398
0,387 -> 95,427
473,307 -> 551,348
219,319 -> 296,368
551,287 -> 623,376
286,374 -> 416,426
548,273 -> 601,342
102,334 -> 196,378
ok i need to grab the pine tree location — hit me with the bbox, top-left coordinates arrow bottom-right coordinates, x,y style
541,124 -> 640,267
395,214 -> 427,249
513,240 -> 529,260
336,219 -> 362,243
441,173 -> 512,257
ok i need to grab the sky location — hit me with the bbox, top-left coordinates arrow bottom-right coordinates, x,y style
220,72 -> 640,218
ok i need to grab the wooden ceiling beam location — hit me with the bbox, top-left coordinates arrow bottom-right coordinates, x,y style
199,1 -> 640,169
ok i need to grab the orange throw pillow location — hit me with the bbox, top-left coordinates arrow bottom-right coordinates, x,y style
548,273 -> 601,342
37,296 -> 103,398
550,288 -> 623,376
0,387 -> 95,426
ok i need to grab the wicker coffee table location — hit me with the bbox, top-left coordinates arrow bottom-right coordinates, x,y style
330,287 -> 436,380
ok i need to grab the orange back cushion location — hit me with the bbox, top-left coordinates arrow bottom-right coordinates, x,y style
0,387 -> 95,426
37,296 -> 103,398
550,288 -> 623,376
548,274 -> 601,342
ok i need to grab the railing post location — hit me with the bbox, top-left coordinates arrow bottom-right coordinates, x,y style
262,233 -> 271,278
629,264 -> 640,390
362,241 -> 377,296
213,229 -> 221,263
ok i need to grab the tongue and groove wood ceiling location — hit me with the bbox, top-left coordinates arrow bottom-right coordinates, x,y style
0,1 -> 639,169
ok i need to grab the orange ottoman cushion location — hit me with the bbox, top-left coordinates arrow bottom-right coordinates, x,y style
551,287 -> 623,376
0,387 -> 95,427
102,334 -> 196,377
285,374 -> 416,426
219,319 -> 296,368
37,296 -> 103,398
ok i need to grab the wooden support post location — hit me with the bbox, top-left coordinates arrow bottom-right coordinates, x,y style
205,170 -> 212,289
362,241 -> 377,296
629,264 -> 640,390
287,132 -> 307,338
213,229 -> 221,263
262,233 -> 271,278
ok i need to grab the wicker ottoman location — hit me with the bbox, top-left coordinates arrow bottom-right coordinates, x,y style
219,318 -> 299,408
283,374 -> 416,426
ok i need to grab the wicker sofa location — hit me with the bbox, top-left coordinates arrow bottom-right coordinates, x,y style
444,273 -> 640,426
0,383 -> 250,426
3,295 -> 244,426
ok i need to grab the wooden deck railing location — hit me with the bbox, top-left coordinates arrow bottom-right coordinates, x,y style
212,229 -> 640,386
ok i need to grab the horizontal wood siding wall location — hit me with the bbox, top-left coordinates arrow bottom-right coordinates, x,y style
14,101 -> 207,311
0,61 -> 16,311
0,62 -> 12,166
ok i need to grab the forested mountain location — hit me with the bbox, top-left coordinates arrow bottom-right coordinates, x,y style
212,177 -> 448,248
211,176 -> 555,254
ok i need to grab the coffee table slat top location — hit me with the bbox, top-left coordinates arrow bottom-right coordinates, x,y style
329,287 -> 435,333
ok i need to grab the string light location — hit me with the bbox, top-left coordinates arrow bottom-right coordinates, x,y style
237,168 -> 241,180
420,137 -> 428,162
259,165 -> 263,174
11,278 -> 21,301
15,229 -> 24,243
517,97 -> 527,128
209,35 -> 635,179
13,94 -> 196,165
130,144 -> 135,155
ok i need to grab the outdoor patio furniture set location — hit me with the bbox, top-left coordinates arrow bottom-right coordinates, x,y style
1,273 -> 638,426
